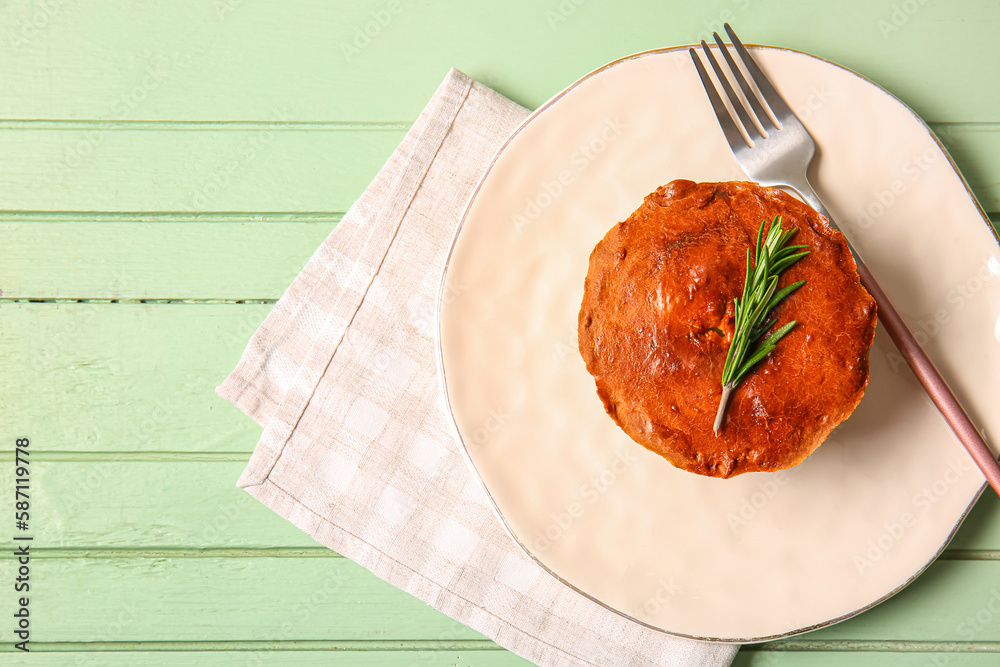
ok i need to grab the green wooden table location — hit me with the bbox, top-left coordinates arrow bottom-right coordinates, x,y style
2,1 -> 999,665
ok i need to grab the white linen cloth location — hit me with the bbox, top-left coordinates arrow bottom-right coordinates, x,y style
217,68 -> 739,667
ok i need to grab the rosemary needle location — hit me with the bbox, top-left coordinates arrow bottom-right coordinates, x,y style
713,216 -> 809,435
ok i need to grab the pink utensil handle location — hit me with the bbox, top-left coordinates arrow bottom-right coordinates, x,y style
857,262 -> 1000,497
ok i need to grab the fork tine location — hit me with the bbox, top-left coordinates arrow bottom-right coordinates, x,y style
688,47 -> 749,150
723,23 -> 794,121
712,31 -> 776,131
698,40 -> 763,141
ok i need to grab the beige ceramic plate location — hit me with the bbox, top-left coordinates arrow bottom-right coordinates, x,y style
437,45 -> 1000,642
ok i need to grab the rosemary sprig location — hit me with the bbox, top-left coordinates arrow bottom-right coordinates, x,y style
713,215 -> 809,434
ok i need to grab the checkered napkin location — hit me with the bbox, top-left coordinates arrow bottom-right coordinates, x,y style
216,68 -> 739,667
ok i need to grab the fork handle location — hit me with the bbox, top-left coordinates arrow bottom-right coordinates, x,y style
789,183 -> 1000,496
856,261 -> 1000,497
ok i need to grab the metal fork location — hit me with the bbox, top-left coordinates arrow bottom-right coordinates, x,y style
690,24 -> 1000,497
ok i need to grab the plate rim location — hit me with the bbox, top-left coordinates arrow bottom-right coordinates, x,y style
435,42 -> 995,644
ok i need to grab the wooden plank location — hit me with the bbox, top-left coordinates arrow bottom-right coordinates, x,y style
0,303 -> 268,453
0,127 -> 992,222
736,653 -> 1000,667
0,557 -> 487,643
0,1 -> 993,665
0,129 -> 402,212
0,557 -> 998,643
0,128 -> 993,301
0,461 -> 318,549
0,1 -> 999,124
0,222 -> 336,300
802,560 -> 1000,642
1,458 -> 998,552
1,207 -> 996,301
1,300 -> 999,547
0,648 -> 997,666
0,648 -> 529,666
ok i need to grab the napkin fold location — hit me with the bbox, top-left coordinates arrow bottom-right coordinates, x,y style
217,68 -> 739,667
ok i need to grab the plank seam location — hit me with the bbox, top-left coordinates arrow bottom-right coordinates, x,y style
3,547 -> 993,560
0,548 -> 342,559
0,119 -> 990,132
0,640 -> 500,653
2,639 -> 999,653
0,120 -> 411,131
0,211 -> 345,222
0,299 -> 278,304
0,451 -> 252,462
751,640 -> 1000,652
